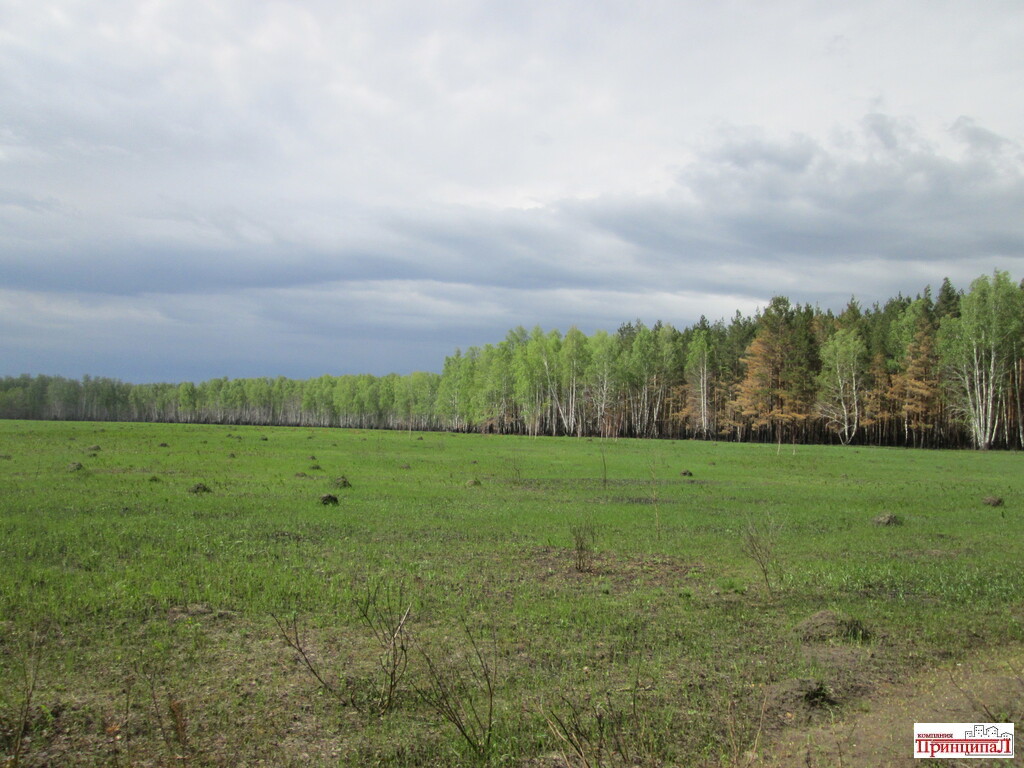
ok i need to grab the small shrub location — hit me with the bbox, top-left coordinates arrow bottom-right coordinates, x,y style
569,521 -> 597,573
741,512 -> 784,595
416,622 -> 501,764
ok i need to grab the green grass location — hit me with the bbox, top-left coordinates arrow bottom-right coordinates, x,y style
0,420 -> 1021,766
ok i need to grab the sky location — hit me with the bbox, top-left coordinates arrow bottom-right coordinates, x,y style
2,1 -> 1023,383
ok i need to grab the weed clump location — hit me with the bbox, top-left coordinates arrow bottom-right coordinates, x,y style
983,496 -> 1004,507
764,678 -> 839,727
794,610 -> 871,643
188,483 -> 211,494
319,494 -> 339,506
569,521 -> 597,572
872,513 -> 903,526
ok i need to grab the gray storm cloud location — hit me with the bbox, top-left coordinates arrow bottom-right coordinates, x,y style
2,1 -> 1023,381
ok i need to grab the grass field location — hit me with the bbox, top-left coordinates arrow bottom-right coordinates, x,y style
1,420 -> 1021,766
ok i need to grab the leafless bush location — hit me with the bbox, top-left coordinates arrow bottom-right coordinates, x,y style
4,628 -> 45,768
740,513 -> 784,596
416,622 -> 500,764
273,579 -> 412,716
570,521 -> 598,573
353,579 -> 412,715
545,672 -> 661,768
272,613 -> 351,706
137,663 -> 192,766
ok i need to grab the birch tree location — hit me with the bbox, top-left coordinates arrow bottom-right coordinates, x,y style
685,328 -> 714,438
816,327 -> 867,444
938,271 -> 1024,449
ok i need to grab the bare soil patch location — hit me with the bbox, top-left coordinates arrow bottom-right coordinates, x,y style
753,643 -> 1024,767
525,546 -> 702,588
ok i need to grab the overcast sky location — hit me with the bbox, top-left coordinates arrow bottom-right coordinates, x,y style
2,1 -> 1023,383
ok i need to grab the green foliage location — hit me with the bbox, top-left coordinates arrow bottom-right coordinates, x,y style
938,270 -> 1024,448
816,327 -> 868,444
2,271 -> 1022,447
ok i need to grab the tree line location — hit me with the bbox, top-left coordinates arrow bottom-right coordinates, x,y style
2,271 -> 1022,449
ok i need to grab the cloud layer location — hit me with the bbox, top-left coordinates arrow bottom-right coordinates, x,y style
2,1 -> 1023,381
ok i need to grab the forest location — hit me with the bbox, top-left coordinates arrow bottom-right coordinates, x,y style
2,271 -> 1023,449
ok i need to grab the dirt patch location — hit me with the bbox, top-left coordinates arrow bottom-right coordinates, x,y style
525,546 -> 702,588
763,678 -> 840,728
793,610 -> 872,643
167,603 -> 237,622
753,643 -> 1024,767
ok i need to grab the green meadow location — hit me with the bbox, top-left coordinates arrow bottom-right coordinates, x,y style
1,420 -> 1021,766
